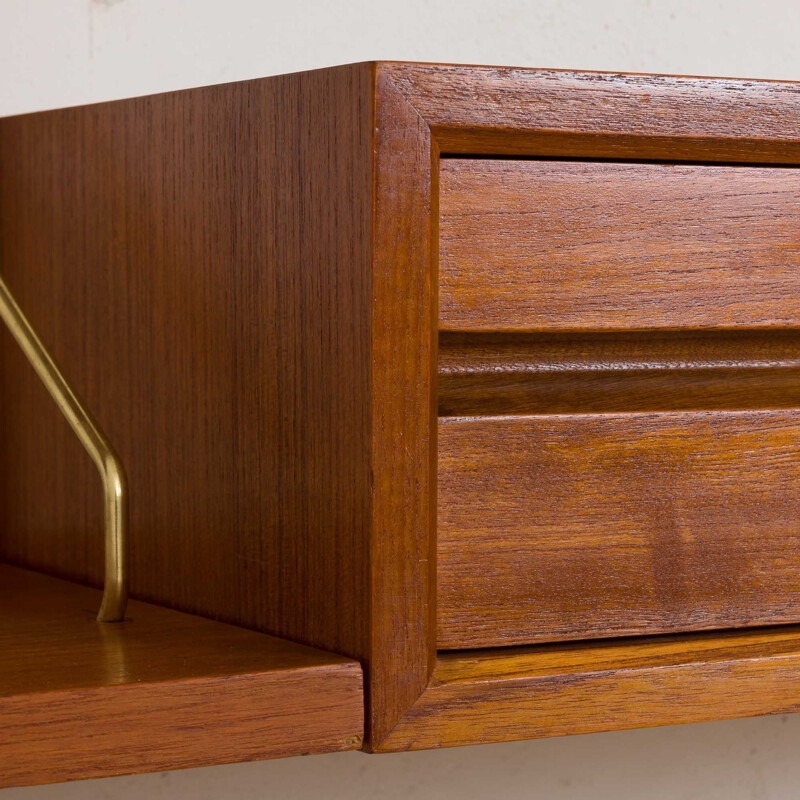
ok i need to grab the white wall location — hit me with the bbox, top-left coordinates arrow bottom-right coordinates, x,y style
4,0 -> 800,117
3,1 -> 800,798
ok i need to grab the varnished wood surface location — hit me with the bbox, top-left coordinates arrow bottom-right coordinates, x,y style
383,63 -> 800,162
438,411 -> 800,648
440,159 -> 800,331
381,63 -> 800,748
0,564 -> 363,788
439,330 -> 800,415
0,65 -> 374,669
379,627 -> 800,750
0,61 -> 437,751
368,70 -> 437,744
6,62 -> 800,754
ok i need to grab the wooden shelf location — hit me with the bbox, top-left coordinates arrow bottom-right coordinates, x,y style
0,564 -> 363,788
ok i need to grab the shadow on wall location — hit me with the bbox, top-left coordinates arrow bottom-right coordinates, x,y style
7,714 -> 800,800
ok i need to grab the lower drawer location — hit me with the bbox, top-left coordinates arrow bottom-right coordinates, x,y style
437,411 -> 800,649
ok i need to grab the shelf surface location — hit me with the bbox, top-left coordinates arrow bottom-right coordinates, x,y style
0,564 -> 363,788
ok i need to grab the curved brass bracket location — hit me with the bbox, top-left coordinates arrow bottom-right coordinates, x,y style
0,275 -> 128,622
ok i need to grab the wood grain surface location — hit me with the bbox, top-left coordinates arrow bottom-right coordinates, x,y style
439,330 -> 800,415
384,63 -> 800,748
0,61 -> 438,751
0,65 -> 374,664
368,70 -> 437,745
438,411 -> 800,649
383,63 -> 800,162
5,62 -> 800,754
0,564 -> 363,788
379,626 -> 800,750
440,159 -> 800,331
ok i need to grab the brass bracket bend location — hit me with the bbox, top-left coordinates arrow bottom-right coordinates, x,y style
0,275 -> 129,622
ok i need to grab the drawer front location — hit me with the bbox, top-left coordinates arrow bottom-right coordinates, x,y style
439,159 -> 800,331
437,156 -> 800,650
437,412 -> 800,649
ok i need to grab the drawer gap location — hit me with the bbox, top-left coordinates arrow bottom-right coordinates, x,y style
440,153 -> 800,169
435,621 -> 800,658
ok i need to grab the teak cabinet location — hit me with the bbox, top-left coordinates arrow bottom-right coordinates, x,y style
3,61 -> 800,780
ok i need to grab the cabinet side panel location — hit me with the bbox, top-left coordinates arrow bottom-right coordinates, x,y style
0,66 -> 373,660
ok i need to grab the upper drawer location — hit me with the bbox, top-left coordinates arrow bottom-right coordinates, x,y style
439,159 -> 800,331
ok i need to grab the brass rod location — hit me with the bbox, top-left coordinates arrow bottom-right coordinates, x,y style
0,275 -> 128,622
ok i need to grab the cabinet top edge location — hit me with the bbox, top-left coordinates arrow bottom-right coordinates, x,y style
377,60 -> 800,87
2,60 -> 798,123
